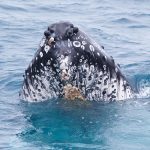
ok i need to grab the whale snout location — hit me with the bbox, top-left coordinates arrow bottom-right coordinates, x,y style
44,21 -> 79,41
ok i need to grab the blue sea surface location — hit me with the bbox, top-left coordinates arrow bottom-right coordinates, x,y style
0,0 -> 150,149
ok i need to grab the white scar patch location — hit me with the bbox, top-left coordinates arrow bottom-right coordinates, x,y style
82,41 -> 87,45
89,45 -> 95,52
59,56 -> 71,81
44,45 -> 50,53
40,38 -> 45,47
60,56 -> 69,70
68,39 -> 72,47
47,37 -> 55,46
61,69 -> 70,81
81,45 -> 85,50
73,41 -> 81,47
40,52 -> 43,57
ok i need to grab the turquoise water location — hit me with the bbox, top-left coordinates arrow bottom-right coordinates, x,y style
0,0 -> 150,149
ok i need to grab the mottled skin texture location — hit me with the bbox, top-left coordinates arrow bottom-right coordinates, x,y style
20,21 -> 134,102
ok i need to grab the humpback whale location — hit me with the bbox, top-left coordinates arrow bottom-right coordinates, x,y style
20,21 -> 134,102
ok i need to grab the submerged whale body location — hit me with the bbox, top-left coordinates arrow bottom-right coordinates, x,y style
20,21 -> 134,102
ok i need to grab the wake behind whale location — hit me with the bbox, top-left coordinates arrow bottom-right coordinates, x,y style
20,21 -> 135,102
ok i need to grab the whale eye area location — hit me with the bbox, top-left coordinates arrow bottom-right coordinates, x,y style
48,27 -> 54,33
70,24 -> 74,28
66,28 -> 73,36
49,29 -> 54,33
44,31 -> 50,37
66,26 -> 79,37
73,27 -> 79,33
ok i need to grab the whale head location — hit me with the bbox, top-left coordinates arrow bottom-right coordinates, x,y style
20,21 -> 133,102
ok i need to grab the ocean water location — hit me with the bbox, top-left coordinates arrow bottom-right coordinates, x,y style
0,0 -> 150,149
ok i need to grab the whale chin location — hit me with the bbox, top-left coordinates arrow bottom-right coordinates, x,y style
20,21 -> 134,102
